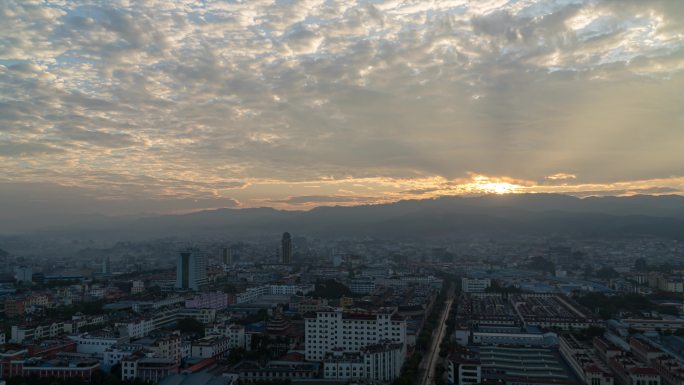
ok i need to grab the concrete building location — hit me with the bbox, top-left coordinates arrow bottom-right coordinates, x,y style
131,280 -> 145,294
11,322 -> 67,344
14,267 -> 32,285
446,347 -> 481,385
102,256 -> 111,275
349,277 -> 375,294
282,232 -> 292,264
461,277 -> 491,293
175,249 -> 208,291
8,356 -> 100,381
560,334 -> 615,385
305,308 -> 406,362
608,355 -> 661,385
236,284 -> 314,304
323,341 -> 405,382
69,332 -> 128,355
227,361 -> 318,382
103,344 -> 140,371
185,292 -> 228,309
222,247 -> 232,265
190,335 -> 232,359
121,354 -> 178,383
469,325 -> 558,346
205,323 -> 247,350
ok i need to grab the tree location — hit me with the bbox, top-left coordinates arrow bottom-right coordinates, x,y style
634,258 -> 649,272
596,266 -> 619,280
177,317 -> 205,337
526,256 -> 555,275
312,279 -> 353,299
658,305 -> 680,316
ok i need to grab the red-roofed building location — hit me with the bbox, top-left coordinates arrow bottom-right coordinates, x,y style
609,355 -> 661,385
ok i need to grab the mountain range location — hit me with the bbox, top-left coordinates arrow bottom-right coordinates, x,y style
11,194 -> 684,240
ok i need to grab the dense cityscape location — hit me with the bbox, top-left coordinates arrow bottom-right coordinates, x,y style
0,229 -> 683,385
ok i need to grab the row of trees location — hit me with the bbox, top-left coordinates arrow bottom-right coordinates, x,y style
397,274 -> 460,385
416,284 -> 449,351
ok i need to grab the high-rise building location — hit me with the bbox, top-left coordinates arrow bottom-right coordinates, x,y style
281,232 -> 292,264
14,266 -> 32,284
221,247 -> 232,265
175,249 -> 208,291
102,256 -> 111,275
305,308 -> 407,362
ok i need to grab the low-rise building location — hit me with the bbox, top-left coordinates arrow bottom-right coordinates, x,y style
205,323 -> 247,350
461,277 -> 491,293
121,354 -> 178,383
446,346 -> 481,385
227,360 -> 319,382
185,292 -> 228,310
8,356 -> 100,381
69,332 -> 128,355
652,355 -> 684,385
560,334 -> 615,385
608,355 -> 661,385
323,341 -> 405,382
11,322 -> 66,344
191,335 -> 231,359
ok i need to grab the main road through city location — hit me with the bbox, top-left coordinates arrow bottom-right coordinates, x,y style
418,287 -> 455,385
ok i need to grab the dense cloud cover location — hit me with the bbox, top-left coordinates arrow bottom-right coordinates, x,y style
1,0 -> 683,219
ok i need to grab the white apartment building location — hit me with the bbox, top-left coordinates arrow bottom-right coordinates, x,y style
131,280 -> 145,294
152,336 -> 181,364
191,335 -> 231,359
205,323 -> 248,350
236,284 -> 314,304
103,344 -> 140,371
117,318 -> 155,339
560,334 -> 615,385
70,333 -> 129,354
323,341 -> 405,382
121,355 -> 178,383
11,322 -> 66,343
446,349 -> 482,385
461,277 -> 492,293
305,308 -> 407,362
349,277 -> 375,294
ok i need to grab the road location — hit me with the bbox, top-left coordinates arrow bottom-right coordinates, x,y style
418,289 -> 454,385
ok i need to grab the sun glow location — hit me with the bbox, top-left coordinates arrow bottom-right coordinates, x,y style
466,175 -> 523,195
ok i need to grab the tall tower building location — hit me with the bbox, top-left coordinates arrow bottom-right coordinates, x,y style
175,248 -> 208,291
221,247 -> 232,265
102,256 -> 111,275
281,232 -> 292,264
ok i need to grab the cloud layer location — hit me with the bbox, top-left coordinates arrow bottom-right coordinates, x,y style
1,0 -> 683,216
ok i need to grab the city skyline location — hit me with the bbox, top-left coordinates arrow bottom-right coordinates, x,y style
1,0 -> 683,219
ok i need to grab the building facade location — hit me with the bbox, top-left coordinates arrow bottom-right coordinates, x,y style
175,249 -> 208,291
305,308 -> 407,362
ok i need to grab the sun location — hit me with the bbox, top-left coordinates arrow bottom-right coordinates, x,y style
465,175 -> 522,195
480,182 -> 519,194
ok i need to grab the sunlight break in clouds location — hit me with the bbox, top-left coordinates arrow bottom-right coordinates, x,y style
1,0 -> 683,217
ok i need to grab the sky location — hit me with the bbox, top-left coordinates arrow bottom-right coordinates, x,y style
1,0 -> 684,219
